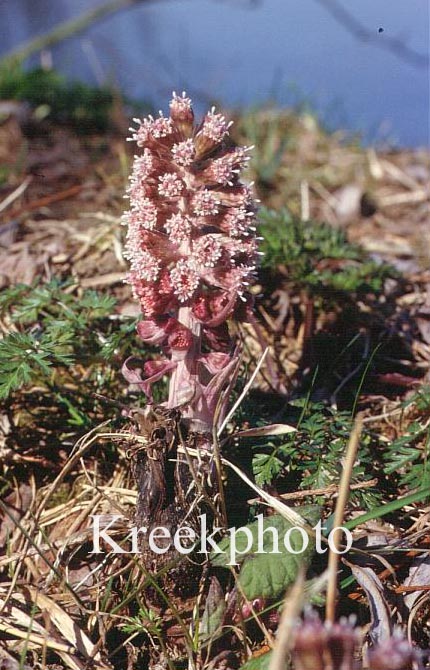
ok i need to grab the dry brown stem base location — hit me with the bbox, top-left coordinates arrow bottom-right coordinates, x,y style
124,406 -> 219,607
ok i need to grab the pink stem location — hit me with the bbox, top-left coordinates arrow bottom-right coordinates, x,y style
168,305 -> 211,431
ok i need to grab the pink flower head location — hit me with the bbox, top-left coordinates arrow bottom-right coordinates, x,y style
157,172 -> 184,199
191,235 -> 222,268
202,148 -> 249,186
192,189 -> 220,216
172,139 -> 196,166
130,114 -> 174,147
164,212 -> 192,243
195,108 -> 232,156
170,259 -> 200,302
123,93 -> 258,429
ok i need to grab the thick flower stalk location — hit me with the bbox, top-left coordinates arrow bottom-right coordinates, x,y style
122,92 -> 258,434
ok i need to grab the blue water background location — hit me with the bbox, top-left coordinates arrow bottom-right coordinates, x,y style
0,0 -> 429,146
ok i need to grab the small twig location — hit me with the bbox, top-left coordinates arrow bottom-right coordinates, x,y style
222,455 -> 310,530
92,392 -> 130,411
218,347 -> 269,436
300,295 -> 316,371
80,272 -> 126,288
379,190 -> 428,208
0,622 -> 75,655
395,584 -> 430,594
325,414 -> 363,623
0,177 -> 32,214
380,159 -> 423,190
361,405 -> 403,424
247,477 -> 378,505
10,184 -> 83,219
300,180 -> 310,221
310,180 -> 339,209
211,427 -> 229,528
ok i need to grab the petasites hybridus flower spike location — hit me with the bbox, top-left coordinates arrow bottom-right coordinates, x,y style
122,92 -> 258,433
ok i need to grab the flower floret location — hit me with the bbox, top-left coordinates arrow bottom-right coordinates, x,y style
170,259 -> 200,302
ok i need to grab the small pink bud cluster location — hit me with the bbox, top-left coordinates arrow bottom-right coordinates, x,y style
291,612 -> 422,670
292,612 -> 359,670
367,633 -> 421,670
122,93 -> 258,431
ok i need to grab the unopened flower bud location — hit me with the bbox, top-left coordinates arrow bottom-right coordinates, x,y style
169,91 -> 194,136
368,634 -> 418,670
292,613 -> 329,670
327,617 -> 360,670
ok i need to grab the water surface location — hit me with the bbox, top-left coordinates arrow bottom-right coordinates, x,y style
1,0 -> 428,146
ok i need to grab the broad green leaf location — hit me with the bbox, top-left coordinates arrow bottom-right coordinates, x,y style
239,650 -> 273,670
239,548 -> 310,600
211,508 -> 319,600
199,577 -> 226,644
